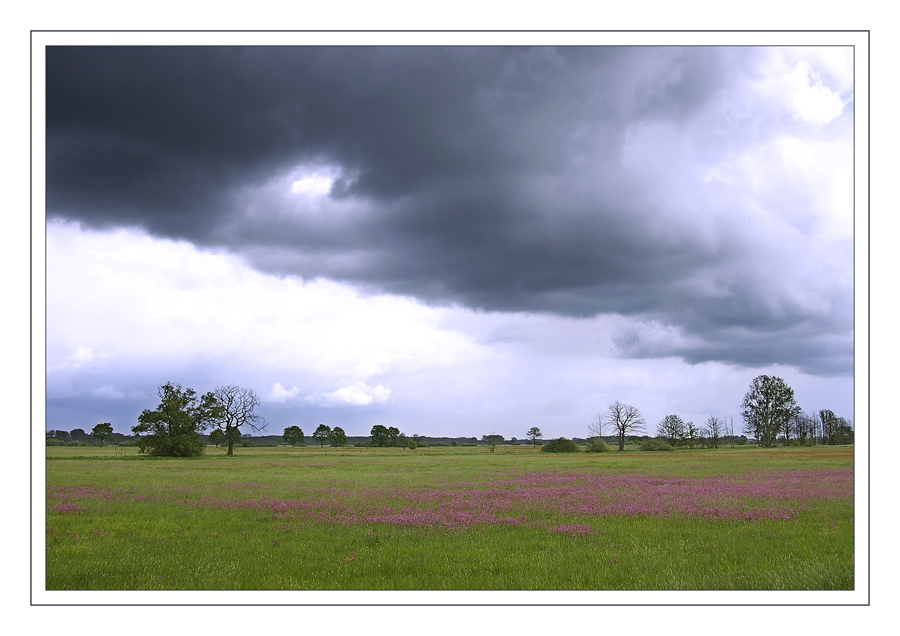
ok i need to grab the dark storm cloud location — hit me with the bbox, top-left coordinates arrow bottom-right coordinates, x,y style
45,45 -> 853,375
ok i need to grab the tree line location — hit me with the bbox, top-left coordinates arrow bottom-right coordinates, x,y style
575,375 -> 852,451
47,375 -> 851,456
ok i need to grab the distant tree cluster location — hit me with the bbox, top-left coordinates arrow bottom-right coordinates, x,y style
367,425 -> 404,448
47,427 -> 133,447
582,375 -> 851,453
129,382 -> 266,457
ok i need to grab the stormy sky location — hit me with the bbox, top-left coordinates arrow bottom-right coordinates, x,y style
43,43 -> 856,439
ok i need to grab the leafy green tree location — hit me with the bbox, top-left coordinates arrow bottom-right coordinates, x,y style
527,426 -> 542,448
90,422 -> 114,447
482,434 -> 504,453
328,426 -> 348,447
407,438 -> 418,450
283,425 -> 305,447
313,424 -> 331,447
208,429 -> 226,447
369,424 -> 389,446
204,385 -> 267,456
656,415 -> 685,447
833,417 -> 854,445
685,421 -> 699,449
741,375 -> 801,447
132,382 -> 212,457
69,428 -> 91,443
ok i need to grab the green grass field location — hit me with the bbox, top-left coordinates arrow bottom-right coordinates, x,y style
44,444 -> 854,591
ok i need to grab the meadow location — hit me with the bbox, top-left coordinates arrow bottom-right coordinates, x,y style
44,444 -> 854,591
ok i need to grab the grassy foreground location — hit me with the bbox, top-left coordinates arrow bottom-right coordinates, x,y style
44,445 -> 854,591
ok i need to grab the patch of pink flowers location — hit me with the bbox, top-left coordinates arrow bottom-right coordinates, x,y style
47,468 -> 852,534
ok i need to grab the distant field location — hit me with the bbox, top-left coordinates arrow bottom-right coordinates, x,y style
44,445 -> 854,591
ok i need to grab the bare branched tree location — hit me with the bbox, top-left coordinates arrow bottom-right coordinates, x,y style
705,416 -> 724,449
605,401 -> 645,451
588,413 -> 604,440
205,385 -> 266,456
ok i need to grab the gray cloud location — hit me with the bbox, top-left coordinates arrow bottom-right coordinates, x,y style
46,45 -> 854,376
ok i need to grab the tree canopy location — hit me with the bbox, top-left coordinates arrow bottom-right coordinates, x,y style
328,426 -> 348,447
741,375 -> 801,447
482,434 -> 504,453
90,422 -> 114,447
132,382 -> 211,457
283,425 -> 305,447
656,415 -> 685,447
369,424 -> 402,447
313,424 -> 331,447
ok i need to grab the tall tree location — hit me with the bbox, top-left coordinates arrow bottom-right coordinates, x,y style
90,422 -> 114,447
685,421 -> 699,449
369,424 -> 390,447
605,401 -> 645,451
527,426 -> 543,448
818,409 -> 837,445
283,425 -> 305,447
741,375 -> 801,447
656,415 -> 685,447
313,424 -> 332,447
132,382 -> 212,457
205,385 -> 266,456
791,411 -> 816,446
704,416 -> 723,449
328,426 -> 348,447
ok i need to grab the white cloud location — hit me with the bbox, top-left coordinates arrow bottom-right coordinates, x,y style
753,48 -> 851,127
267,382 -> 300,403
321,382 -> 392,406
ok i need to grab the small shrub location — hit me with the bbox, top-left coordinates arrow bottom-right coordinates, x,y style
541,437 -> 580,453
585,437 -> 609,453
640,438 -> 675,452
407,439 -> 418,450
46,438 -> 65,446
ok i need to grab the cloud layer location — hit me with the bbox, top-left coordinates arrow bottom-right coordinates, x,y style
43,44 -> 856,436
46,46 -> 853,376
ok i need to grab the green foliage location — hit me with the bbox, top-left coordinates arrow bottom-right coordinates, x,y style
640,438 -> 675,452
741,375 -> 801,448
46,438 -> 65,446
585,437 -> 609,453
132,382 -> 210,457
208,429 -> 226,447
407,438 -> 418,450
313,424 -> 332,447
540,437 -> 580,453
90,422 -> 115,447
283,425 -> 305,447
369,424 -> 402,447
527,426 -> 542,448
328,426 -> 348,447
482,434 -> 504,453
